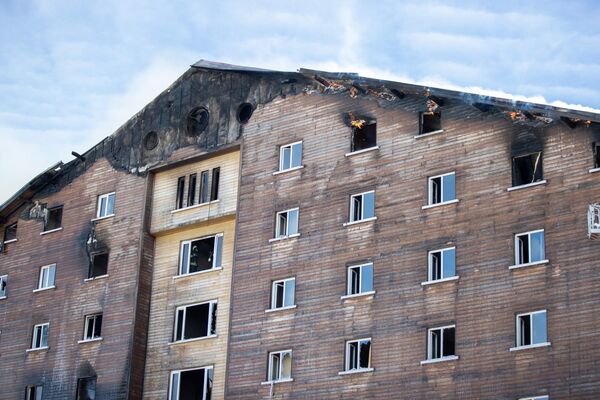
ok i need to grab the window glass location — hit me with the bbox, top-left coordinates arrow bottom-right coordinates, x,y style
443,248 -> 456,278
530,231 -> 545,262
532,312 -> 547,344
291,143 -> 302,168
287,209 -> 298,235
442,174 -> 455,202
362,192 -> 375,219
361,264 -> 373,292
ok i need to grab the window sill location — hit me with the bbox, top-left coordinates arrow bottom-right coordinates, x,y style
509,259 -> 549,270
171,200 -> 220,214
269,233 -> 301,243
261,378 -> 294,385
420,355 -> 459,365
510,342 -> 551,352
40,227 -> 63,236
33,286 -> 56,293
84,274 -> 109,282
338,367 -> 374,376
168,335 -> 218,345
507,180 -> 547,192
589,167 -> 600,174
422,199 -> 459,210
343,216 -> 377,227
421,276 -> 459,286
173,267 -> 223,280
265,305 -> 297,313
78,337 -> 103,344
273,165 -> 305,176
414,129 -> 444,139
3,238 -> 17,244
0,296 -> 6,300
345,146 -> 380,157
341,291 -> 376,300
26,346 -> 49,353
91,214 -> 114,222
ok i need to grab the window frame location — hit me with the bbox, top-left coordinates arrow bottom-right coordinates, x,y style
178,233 -> 224,276
419,111 -> 443,136
274,208 -> 299,239
514,309 -> 549,349
82,313 -> 103,342
425,325 -> 457,362
278,141 -> 303,172
513,229 -> 546,267
169,366 -> 214,400
346,262 -> 374,296
76,376 -> 97,400
25,385 -> 43,400
36,263 -> 56,291
269,277 -> 296,311
428,172 -> 456,206
0,274 -> 7,298
43,205 -> 63,232
348,190 -> 376,224
511,151 -> 544,188
344,337 -> 372,372
427,247 -> 456,283
96,192 -> 115,219
266,349 -> 293,383
3,222 -> 17,243
172,300 -> 218,343
30,322 -> 49,350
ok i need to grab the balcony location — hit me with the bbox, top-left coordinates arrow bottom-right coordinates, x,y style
589,204 -> 600,240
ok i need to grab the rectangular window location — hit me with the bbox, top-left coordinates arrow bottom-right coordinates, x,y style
0,275 -> 7,298
210,167 -> 220,201
428,172 -> 455,205
83,314 -> 103,341
515,229 -> 545,265
347,263 -> 373,295
279,141 -> 303,171
169,366 -> 213,400
44,206 -> 63,231
38,264 -> 56,290
420,111 -> 442,135
345,338 -> 371,371
351,121 -> 377,152
187,174 -> 197,207
176,177 -> 186,209
349,191 -> 375,223
31,323 -> 49,349
428,248 -> 456,281
25,385 -> 43,400
179,234 -> 223,275
594,142 -> 600,169
268,350 -> 292,382
173,301 -> 217,342
96,192 -> 115,218
271,278 -> 295,310
427,325 -> 455,360
89,253 -> 109,278
4,222 -> 17,242
516,310 -> 547,347
199,170 -> 210,204
512,152 -> 543,187
275,208 -> 299,238
76,376 -> 96,400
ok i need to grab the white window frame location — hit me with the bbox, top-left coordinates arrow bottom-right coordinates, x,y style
173,300 -> 217,343
0,274 -> 7,299
518,396 -> 549,400
274,208 -> 299,239
25,385 -> 43,400
424,325 -> 457,363
96,192 -> 115,219
346,263 -> 374,297
269,277 -> 296,311
169,365 -> 214,400
178,233 -> 224,276
513,310 -> 549,350
343,338 -> 372,373
513,229 -> 547,268
278,141 -> 303,172
30,323 -> 49,350
428,172 -> 456,206
83,313 -> 103,341
36,264 -> 56,291
266,349 -> 293,383
348,190 -> 376,224
426,247 -> 457,283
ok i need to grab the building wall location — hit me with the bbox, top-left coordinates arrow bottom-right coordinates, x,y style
226,94 -> 600,399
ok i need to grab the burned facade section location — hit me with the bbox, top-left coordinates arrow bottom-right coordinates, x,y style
346,113 -> 377,152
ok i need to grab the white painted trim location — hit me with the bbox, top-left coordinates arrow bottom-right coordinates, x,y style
168,334 -> 218,345
273,165 -> 304,176
40,227 -> 63,235
173,267 -> 223,280
414,129 -> 444,139
26,346 -> 49,353
260,378 -> 294,385
2,238 -> 17,244
279,141 -> 303,171
589,167 -> 600,174
422,199 -> 459,210
343,216 -> 377,227
345,146 -> 380,157
421,276 -> 459,286
269,233 -> 301,243
265,305 -> 297,313
0,296 -> 6,300
420,355 -> 459,365
341,290 -> 376,300
509,342 -> 551,352
83,274 -> 109,282
91,214 -> 115,222
509,259 -> 549,270
171,200 -> 220,214
338,367 -> 374,375
78,337 -> 103,344
507,180 -> 547,191
32,286 -> 56,293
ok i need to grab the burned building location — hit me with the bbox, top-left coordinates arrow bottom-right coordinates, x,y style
0,60 -> 599,400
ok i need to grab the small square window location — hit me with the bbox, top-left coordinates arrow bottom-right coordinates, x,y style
31,323 -> 49,350
512,152 -> 543,187
428,248 -> 456,282
427,325 -> 455,360
420,111 -> 442,135
25,385 -> 43,400
516,310 -> 547,348
347,263 -> 373,295
3,222 -> 17,243
76,376 -> 97,400
428,172 -> 455,205
270,278 -> 295,310
279,141 -> 303,171
169,367 -> 213,400
351,121 -> 377,152
96,192 -> 115,218
0,274 -> 7,298
345,338 -> 371,371
179,234 -> 223,275
514,229 -> 545,265
268,350 -> 292,382
44,206 -> 63,231
89,253 -> 109,278
275,208 -> 299,239
83,314 -> 103,341
37,264 -> 56,290
349,191 -> 375,223
173,301 -> 217,342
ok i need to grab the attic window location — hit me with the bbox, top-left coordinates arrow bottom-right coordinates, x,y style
44,206 -> 63,232
512,152 -> 543,187
351,120 -> 377,153
143,131 -> 158,151
3,222 -> 17,243
237,103 -> 254,124
420,111 -> 442,135
186,107 -> 209,136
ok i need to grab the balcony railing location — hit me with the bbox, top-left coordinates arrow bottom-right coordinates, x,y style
589,204 -> 600,239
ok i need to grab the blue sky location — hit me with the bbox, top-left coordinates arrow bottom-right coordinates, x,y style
1,0 -> 599,203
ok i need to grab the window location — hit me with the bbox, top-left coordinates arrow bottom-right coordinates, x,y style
428,248 -> 456,282
83,314 -> 103,341
351,121 -> 377,152
514,230 -> 545,266
267,350 -> 292,382
345,338 -> 371,371
428,172 -> 455,205
76,376 -> 96,400
179,234 -> 223,275
270,278 -> 295,310
37,264 -> 56,290
349,191 -> 375,223
420,111 -> 442,135
44,206 -> 63,231
275,208 -> 299,239
519,397 -> 549,400
25,385 -> 43,400
427,325 -> 455,361
187,174 -> 197,207
512,152 -> 543,187
176,177 -> 186,209
199,170 -> 209,204
0,275 -> 7,298
3,222 -> 17,243
279,142 -> 303,171
89,253 -> 109,278
31,323 -> 49,350
210,167 -> 220,201
594,142 -> 600,169
516,310 -> 547,348
169,366 -> 213,400
347,263 -> 373,296
173,301 -> 217,342
96,192 -> 115,218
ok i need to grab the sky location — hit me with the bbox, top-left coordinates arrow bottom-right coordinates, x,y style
1,0 -> 599,203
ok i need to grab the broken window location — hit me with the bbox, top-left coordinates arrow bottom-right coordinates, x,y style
3,222 -> 17,243
428,248 -> 456,282
515,229 -> 545,266
345,338 -> 371,371
179,234 -> 223,275
25,385 -> 43,400
516,310 -> 547,348
37,264 -> 56,290
96,192 -> 115,218
594,142 -> 600,169
199,170 -> 210,204
268,350 -> 292,382
275,208 -> 299,239
176,176 -> 186,209
31,323 -> 49,349
428,172 -> 455,205
44,206 -> 63,231
76,376 -> 96,400
237,102 -> 254,124
351,121 -> 377,152
89,253 -> 109,278
347,263 -> 373,296
419,111 -> 442,135
187,107 -> 209,137
174,301 -> 217,342
349,191 -> 375,223
512,152 -> 543,187
427,325 -> 455,360
210,167 -> 220,201
170,366 -> 213,400
279,141 -> 303,171
83,314 -> 103,341
270,278 -> 295,310
0,274 -> 7,298
187,174 -> 197,207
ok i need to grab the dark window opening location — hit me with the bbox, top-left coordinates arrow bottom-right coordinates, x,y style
187,174 -> 197,207
174,302 -> 217,341
25,385 -> 42,400
512,152 -> 543,186
442,327 -> 455,357
430,252 -> 442,280
237,103 -> 254,124
175,368 -> 213,400
176,176 -> 186,209
76,376 -> 96,400
190,237 -> 215,272
519,314 -> 531,346
351,122 -> 377,152
89,253 -> 109,278
143,131 -> 158,151
199,170 -> 209,204
210,168 -> 220,201
44,206 -> 63,231
594,142 -> 600,168
430,177 -> 442,204
4,222 -> 17,242
420,111 -> 442,135
187,107 -> 209,137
